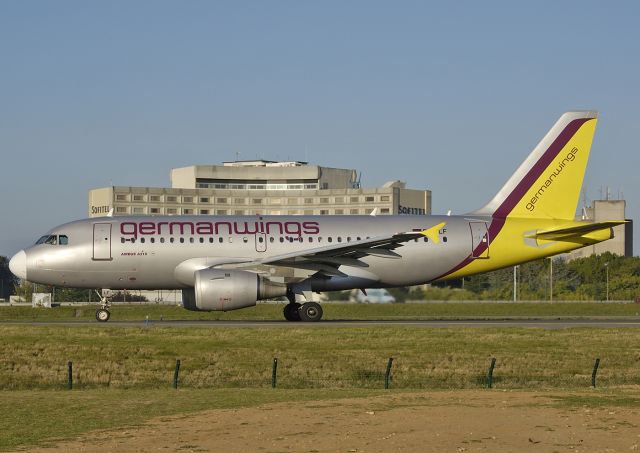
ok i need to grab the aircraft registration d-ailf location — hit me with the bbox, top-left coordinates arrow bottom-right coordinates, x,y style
9,111 -> 625,322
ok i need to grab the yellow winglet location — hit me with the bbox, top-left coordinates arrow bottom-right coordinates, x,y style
421,222 -> 446,244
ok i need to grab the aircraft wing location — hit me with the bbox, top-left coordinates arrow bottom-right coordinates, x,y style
227,222 -> 446,277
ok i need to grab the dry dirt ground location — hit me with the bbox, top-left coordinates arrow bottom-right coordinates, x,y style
16,390 -> 640,452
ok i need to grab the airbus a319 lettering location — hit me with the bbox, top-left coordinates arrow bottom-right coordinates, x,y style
9,112 -> 624,322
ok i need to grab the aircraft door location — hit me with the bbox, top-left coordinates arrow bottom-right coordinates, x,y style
255,233 -> 267,252
93,223 -> 113,260
469,221 -> 490,259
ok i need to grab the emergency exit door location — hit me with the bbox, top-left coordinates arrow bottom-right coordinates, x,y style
469,222 -> 490,259
93,223 -> 112,260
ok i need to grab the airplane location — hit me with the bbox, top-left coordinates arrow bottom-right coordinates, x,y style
8,111 -> 625,322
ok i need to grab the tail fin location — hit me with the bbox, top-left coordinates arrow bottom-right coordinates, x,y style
473,111 -> 598,220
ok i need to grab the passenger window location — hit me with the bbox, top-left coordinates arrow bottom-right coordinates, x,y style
140,238 -> 146,244
180,238 -> 185,244
160,237 -> 165,243
150,238 -> 155,243
208,237 -> 213,243
328,237 -> 333,243
121,238 -> 125,244
170,237 -> 175,243
59,235 -> 69,245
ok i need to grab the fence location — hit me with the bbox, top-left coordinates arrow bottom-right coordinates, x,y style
2,355 -> 627,391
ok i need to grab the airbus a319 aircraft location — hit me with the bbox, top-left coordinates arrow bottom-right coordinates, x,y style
9,111 -> 624,322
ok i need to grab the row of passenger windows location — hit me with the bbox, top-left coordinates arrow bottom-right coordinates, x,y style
120,236 -> 438,245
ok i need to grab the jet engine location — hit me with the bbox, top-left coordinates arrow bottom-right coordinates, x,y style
182,269 -> 287,311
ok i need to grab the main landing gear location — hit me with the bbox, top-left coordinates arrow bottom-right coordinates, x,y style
283,292 -> 323,322
95,290 -> 111,322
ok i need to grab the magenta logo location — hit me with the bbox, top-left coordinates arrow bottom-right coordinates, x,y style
120,220 -> 320,239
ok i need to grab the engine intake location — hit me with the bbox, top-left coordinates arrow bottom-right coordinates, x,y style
182,269 -> 286,311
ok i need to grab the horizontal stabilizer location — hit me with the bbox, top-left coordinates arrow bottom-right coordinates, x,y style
526,220 -> 627,240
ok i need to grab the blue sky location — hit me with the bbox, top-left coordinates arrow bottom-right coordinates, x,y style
1,1 -> 639,257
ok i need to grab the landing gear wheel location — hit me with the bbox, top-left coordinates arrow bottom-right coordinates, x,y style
298,302 -> 323,322
96,308 -> 111,322
283,302 -> 302,321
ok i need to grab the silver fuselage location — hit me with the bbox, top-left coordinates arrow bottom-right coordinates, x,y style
17,215 -> 480,291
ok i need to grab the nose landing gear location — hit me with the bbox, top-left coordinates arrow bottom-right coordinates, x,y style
95,290 -> 111,322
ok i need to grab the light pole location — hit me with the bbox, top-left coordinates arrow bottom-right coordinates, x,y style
513,265 -> 518,302
549,258 -> 553,302
604,262 -> 609,302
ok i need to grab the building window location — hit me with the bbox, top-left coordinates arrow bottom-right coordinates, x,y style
322,183 -> 329,189
365,196 -> 375,202
304,198 -> 314,204
150,208 -> 160,214
252,199 -> 262,204
133,195 -> 144,202
350,209 -> 359,214
183,197 -> 193,203
199,197 -> 209,203
320,209 -> 329,215
320,197 -> 329,204
381,208 -> 390,214
234,198 -> 246,205
167,208 -> 177,214
216,198 -> 227,204
335,209 -> 344,214
116,194 -> 127,201
133,207 -> 144,214
150,195 -> 161,202
288,198 -> 298,204
200,209 -> 209,215
217,209 -> 228,215
380,195 -> 390,202
234,210 -> 244,215
334,197 -> 344,203
183,209 -> 193,215
350,197 -> 359,203
116,207 -> 128,214
166,196 -> 177,202
304,210 -> 314,215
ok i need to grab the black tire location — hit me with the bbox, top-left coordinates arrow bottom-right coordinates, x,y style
283,303 -> 301,321
96,309 -> 111,322
298,302 -> 323,322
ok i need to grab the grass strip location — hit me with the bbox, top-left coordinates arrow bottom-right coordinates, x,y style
1,302 -> 640,322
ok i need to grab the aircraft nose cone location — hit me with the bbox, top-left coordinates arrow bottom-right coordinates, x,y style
9,250 -> 27,280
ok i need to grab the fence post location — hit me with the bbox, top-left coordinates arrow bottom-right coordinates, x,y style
173,359 -> 181,389
591,358 -> 600,388
272,358 -> 278,388
487,358 -> 496,389
384,357 -> 394,389
67,361 -> 73,390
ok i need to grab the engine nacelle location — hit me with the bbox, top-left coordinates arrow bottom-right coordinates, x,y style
182,269 -> 286,311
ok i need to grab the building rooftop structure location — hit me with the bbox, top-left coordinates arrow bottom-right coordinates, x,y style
89,160 -> 431,218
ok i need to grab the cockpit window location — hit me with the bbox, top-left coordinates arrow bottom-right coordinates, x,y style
35,234 -> 69,245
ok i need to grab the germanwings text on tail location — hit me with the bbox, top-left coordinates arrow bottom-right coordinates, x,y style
9,111 -> 624,322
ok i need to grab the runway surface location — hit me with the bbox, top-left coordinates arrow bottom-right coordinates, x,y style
3,318 -> 640,329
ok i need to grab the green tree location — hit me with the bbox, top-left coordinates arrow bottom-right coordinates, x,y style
0,256 -> 19,300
